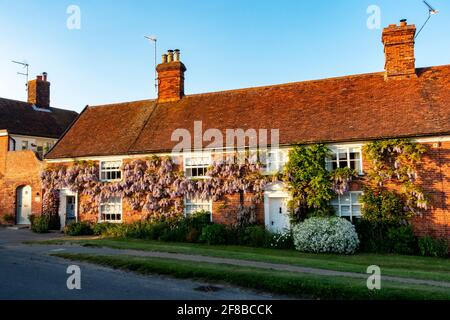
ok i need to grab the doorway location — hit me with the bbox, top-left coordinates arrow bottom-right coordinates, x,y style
58,189 -> 78,229
66,196 -> 76,225
267,197 -> 290,232
16,185 -> 32,225
264,182 -> 291,233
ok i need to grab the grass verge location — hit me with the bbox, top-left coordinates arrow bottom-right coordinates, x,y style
53,252 -> 450,300
37,238 -> 450,283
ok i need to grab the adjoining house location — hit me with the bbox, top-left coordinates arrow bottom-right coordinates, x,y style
0,73 -> 78,225
45,20 -> 450,237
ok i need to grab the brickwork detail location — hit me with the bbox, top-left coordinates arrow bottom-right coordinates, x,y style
382,21 -> 417,80
0,136 -> 44,222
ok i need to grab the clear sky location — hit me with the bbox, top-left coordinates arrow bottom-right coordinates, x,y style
0,0 -> 448,112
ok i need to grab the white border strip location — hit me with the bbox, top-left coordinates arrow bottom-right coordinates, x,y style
45,135 -> 450,163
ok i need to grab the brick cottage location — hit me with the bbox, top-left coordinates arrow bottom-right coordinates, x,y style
0,74 -> 78,224
45,21 -> 450,237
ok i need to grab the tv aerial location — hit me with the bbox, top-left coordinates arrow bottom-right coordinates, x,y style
415,0 -> 440,39
12,60 -> 30,91
145,35 -> 158,93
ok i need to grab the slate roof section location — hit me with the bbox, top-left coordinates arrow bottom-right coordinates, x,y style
0,98 -> 78,138
46,65 -> 450,159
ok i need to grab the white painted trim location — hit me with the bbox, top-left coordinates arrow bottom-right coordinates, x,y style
44,135 -> 450,164
183,152 -> 212,179
326,145 -> 364,175
184,197 -> 213,221
99,159 -> 123,182
414,136 -> 450,143
98,196 -> 123,223
331,191 -> 363,222
10,133 -> 58,141
58,189 -> 78,230
45,147 -> 292,163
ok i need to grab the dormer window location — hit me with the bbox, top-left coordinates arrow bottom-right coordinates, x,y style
100,160 -> 122,181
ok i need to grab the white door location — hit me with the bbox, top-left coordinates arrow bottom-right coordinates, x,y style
16,186 -> 32,225
268,197 -> 290,232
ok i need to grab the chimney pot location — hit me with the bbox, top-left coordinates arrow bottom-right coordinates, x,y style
36,75 -> 43,81
400,19 -> 407,26
156,48 -> 186,102
167,50 -> 174,63
162,54 -> 168,64
174,49 -> 180,62
43,72 -> 48,81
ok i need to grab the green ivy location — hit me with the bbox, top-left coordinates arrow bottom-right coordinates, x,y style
283,144 -> 334,222
360,188 -> 406,224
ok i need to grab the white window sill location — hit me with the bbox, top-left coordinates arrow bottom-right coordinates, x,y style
100,179 -> 123,183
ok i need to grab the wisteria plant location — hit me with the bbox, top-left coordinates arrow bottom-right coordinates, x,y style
330,167 -> 358,195
41,155 -> 267,221
362,139 -> 429,218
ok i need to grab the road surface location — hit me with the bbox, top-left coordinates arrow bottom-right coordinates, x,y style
0,228 -> 286,300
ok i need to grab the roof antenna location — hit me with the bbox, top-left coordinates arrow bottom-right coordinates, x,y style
12,60 -> 30,92
144,35 -> 158,93
415,0 -> 439,39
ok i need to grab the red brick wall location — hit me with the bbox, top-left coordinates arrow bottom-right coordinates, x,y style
28,77 -> 50,108
47,141 -> 450,238
67,156 -> 265,226
212,193 -> 264,225
359,141 -> 450,238
382,22 -> 416,80
412,142 -> 450,238
0,136 -> 44,223
156,61 -> 186,102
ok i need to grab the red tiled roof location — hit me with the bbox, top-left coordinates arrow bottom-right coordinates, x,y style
46,65 -> 450,159
0,98 -> 78,138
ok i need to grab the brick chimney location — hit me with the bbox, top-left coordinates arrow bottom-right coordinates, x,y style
28,72 -> 50,108
156,49 -> 186,102
382,20 -> 417,80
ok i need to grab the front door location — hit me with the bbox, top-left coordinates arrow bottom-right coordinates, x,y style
66,196 -> 76,225
268,197 -> 290,232
16,186 -> 32,225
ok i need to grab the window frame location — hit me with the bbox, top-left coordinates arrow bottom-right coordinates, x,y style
99,160 -> 123,182
330,191 -> 363,221
326,146 -> 363,175
183,153 -> 212,179
184,197 -> 213,219
261,148 -> 288,174
21,140 -> 29,150
99,196 -> 123,223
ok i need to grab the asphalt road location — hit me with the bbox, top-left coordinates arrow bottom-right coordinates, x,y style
0,228 -> 285,300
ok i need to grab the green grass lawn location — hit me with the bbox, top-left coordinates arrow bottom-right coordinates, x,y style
36,237 -> 450,283
53,252 -> 450,300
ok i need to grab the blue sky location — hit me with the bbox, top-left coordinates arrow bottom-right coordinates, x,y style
0,0 -> 448,112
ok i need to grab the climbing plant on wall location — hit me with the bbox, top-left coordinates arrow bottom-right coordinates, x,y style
283,144 -> 358,223
41,155 -> 267,221
361,139 -> 429,223
42,189 -> 60,217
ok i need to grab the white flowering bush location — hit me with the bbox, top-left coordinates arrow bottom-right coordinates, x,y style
293,217 -> 359,254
